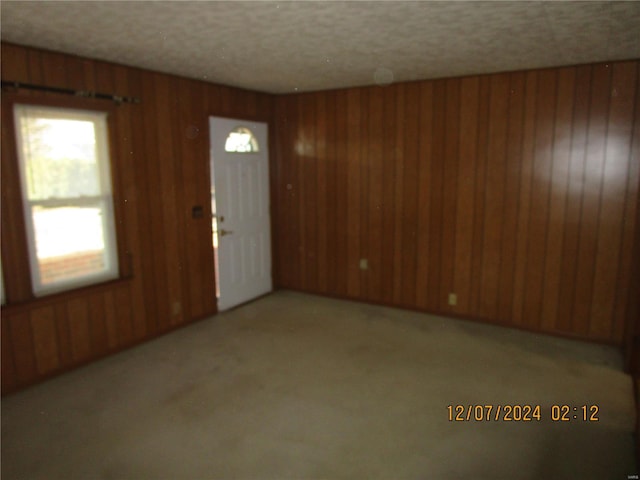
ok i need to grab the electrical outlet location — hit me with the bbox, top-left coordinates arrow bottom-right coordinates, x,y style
359,258 -> 368,270
448,293 -> 457,306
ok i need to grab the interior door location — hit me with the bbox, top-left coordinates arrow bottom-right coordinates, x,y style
209,117 -> 271,311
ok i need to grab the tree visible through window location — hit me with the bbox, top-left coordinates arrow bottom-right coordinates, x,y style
224,127 -> 259,153
14,104 -> 119,296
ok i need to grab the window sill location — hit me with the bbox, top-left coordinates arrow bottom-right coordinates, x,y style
1,275 -> 133,313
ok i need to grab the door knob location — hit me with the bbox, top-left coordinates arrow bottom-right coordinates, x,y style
219,229 -> 234,237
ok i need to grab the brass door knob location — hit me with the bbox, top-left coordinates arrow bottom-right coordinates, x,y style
219,229 -> 234,237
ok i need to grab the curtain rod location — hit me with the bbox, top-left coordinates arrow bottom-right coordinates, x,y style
1,80 -> 141,105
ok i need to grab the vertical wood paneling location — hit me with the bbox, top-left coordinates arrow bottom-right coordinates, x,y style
103,290 -> 119,349
272,97 -> 297,286
273,98 -> 289,286
303,94 -> 318,292
26,52 -> 46,86
113,64 -> 148,339
2,43 -> 272,394
155,74 -> 183,328
497,72 -> 525,322
454,77 -> 478,315
614,64 -> 640,342
41,51 -> 71,103
88,292 -> 109,356
193,82 -> 217,317
54,303 -> 72,366
2,43 -> 638,395
334,90 -> 349,296
392,84 -> 405,304
440,79 -> 460,312
523,70 -> 557,330
1,43 -> 31,82
139,71 -> 166,334
557,65 -> 592,333
62,55 -> 88,91
480,74 -> 510,319
367,88 -> 384,301
573,64 -> 612,336
347,89 -> 362,298
469,76 -> 490,315
316,93 -> 328,292
325,91 -> 338,294
67,298 -> 91,363
30,306 -> 60,375
591,62 -> 637,338
380,86 -> 396,304
115,285 -> 134,346
359,89 -> 370,298
174,77 -> 196,320
292,100 -> 306,287
511,71 -> 538,326
1,46 -> 32,302
415,82 -> 433,310
623,178 -> 640,374
428,81 -> 446,310
1,318 -> 17,392
296,97 -> 308,290
539,68 -> 574,331
401,83 -> 420,307
7,312 -> 37,384
273,60 -> 640,346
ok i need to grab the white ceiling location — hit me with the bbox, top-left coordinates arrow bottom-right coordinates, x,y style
1,1 -> 639,94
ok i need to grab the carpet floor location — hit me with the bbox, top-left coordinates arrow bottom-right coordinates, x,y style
1,290 -> 636,479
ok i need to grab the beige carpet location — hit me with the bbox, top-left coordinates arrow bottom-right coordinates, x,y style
1,290 -> 636,479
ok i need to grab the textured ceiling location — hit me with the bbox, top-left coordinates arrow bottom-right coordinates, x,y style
1,1 -> 639,94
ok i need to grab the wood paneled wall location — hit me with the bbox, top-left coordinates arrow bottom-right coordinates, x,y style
273,61 -> 640,344
2,42 -> 639,394
1,43 -> 272,394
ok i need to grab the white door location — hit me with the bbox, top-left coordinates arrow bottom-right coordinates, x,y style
209,117 -> 272,311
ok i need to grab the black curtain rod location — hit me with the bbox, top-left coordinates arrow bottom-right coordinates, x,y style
1,80 -> 141,105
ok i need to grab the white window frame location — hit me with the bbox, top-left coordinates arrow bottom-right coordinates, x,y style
13,104 -> 119,296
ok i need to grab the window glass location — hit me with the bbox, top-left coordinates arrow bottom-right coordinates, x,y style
20,117 -> 101,199
14,105 -> 119,296
224,127 -> 259,153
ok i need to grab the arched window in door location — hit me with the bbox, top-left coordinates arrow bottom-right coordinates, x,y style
224,127 -> 259,153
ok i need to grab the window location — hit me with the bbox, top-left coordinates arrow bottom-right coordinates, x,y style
14,104 -> 119,296
224,126 -> 259,153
